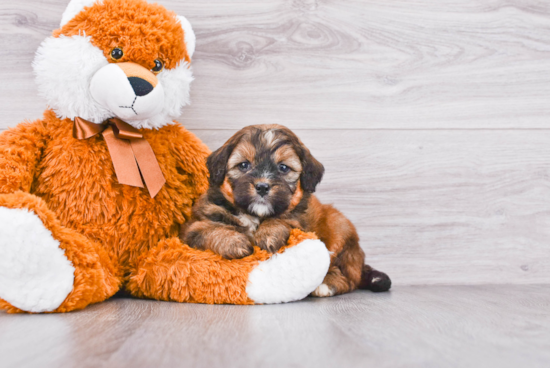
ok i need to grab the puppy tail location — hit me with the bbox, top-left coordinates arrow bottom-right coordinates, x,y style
358,264 -> 392,292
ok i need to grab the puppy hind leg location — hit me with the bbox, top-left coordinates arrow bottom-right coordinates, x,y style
323,213 -> 391,293
312,232 -> 365,297
311,266 -> 351,297
310,237 -> 368,297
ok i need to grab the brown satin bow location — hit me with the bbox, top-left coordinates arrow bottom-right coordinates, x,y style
73,117 -> 166,198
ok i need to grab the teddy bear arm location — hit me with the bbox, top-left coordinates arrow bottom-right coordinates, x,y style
126,230 -> 331,305
169,124 -> 211,213
0,119 -> 49,194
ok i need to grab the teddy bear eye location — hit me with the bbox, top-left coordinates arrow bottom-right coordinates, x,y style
151,59 -> 164,73
111,48 -> 123,60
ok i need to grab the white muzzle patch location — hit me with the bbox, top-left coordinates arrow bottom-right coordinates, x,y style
90,63 -> 164,122
249,201 -> 274,217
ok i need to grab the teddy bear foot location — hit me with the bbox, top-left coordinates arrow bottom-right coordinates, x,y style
246,238 -> 331,304
0,207 -> 75,313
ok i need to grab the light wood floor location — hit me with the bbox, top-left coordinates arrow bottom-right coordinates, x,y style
1,285 -> 549,368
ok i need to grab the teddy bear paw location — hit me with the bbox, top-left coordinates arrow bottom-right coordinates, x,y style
0,207 -> 75,312
246,238 -> 330,304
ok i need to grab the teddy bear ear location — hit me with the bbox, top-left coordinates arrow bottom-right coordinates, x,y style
176,15 -> 196,59
60,0 -> 97,27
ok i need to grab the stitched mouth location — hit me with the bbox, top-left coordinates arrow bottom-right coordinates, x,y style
119,96 -> 138,115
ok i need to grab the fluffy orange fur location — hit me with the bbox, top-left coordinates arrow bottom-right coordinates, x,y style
0,110 -> 208,312
0,0 -> 327,313
128,229 -> 318,305
0,110 -> 318,312
54,0 -> 189,69
0,191 -> 119,313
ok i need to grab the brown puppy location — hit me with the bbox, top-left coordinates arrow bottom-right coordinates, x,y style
182,125 -> 391,296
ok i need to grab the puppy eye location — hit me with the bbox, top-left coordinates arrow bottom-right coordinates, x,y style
151,59 -> 164,73
238,162 -> 251,172
278,164 -> 290,173
111,48 -> 123,60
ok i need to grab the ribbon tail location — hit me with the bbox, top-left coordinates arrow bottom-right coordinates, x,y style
130,138 -> 166,198
73,116 -> 104,139
102,127 -> 144,188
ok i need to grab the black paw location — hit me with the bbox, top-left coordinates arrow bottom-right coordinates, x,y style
360,267 -> 392,292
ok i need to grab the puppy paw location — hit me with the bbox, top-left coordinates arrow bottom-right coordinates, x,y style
184,221 -> 254,259
311,283 -> 335,298
254,221 -> 290,253
220,232 -> 254,259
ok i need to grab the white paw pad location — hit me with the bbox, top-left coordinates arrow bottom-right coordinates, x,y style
0,207 -> 75,312
246,239 -> 330,304
312,283 -> 334,297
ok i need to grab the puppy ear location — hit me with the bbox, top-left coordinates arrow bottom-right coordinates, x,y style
206,145 -> 232,186
300,148 -> 325,193
206,131 -> 245,186
276,126 -> 325,193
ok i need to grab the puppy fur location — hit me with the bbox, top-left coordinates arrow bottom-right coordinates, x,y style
182,125 -> 391,296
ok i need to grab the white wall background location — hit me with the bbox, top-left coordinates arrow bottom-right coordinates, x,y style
1,0 -> 549,285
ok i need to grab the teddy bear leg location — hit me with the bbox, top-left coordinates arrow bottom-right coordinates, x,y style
127,231 -> 330,305
0,193 -> 120,313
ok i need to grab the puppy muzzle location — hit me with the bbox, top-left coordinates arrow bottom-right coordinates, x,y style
90,62 -> 164,121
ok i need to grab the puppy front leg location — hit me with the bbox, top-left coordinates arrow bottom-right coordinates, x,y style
184,221 -> 254,259
254,219 -> 297,253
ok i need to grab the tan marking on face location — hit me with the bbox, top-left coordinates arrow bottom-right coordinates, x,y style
227,140 -> 256,170
288,181 -> 303,211
285,170 -> 301,183
220,178 -> 234,204
272,144 -> 301,183
273,145 -> 302,172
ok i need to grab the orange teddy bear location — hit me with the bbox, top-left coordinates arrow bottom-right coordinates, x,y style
0,0 -> 330,313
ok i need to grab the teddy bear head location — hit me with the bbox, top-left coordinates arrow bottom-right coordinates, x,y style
33,0 -> 196,129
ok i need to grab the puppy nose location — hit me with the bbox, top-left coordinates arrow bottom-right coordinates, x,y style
128,77 -> 154,96
255,183 -> 270,197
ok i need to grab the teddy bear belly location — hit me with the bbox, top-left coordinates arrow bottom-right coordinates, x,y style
34,187 -> 179,266
30,144 -> 184,270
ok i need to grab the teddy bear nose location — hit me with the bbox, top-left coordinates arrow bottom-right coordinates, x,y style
128,77 -> 154,96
